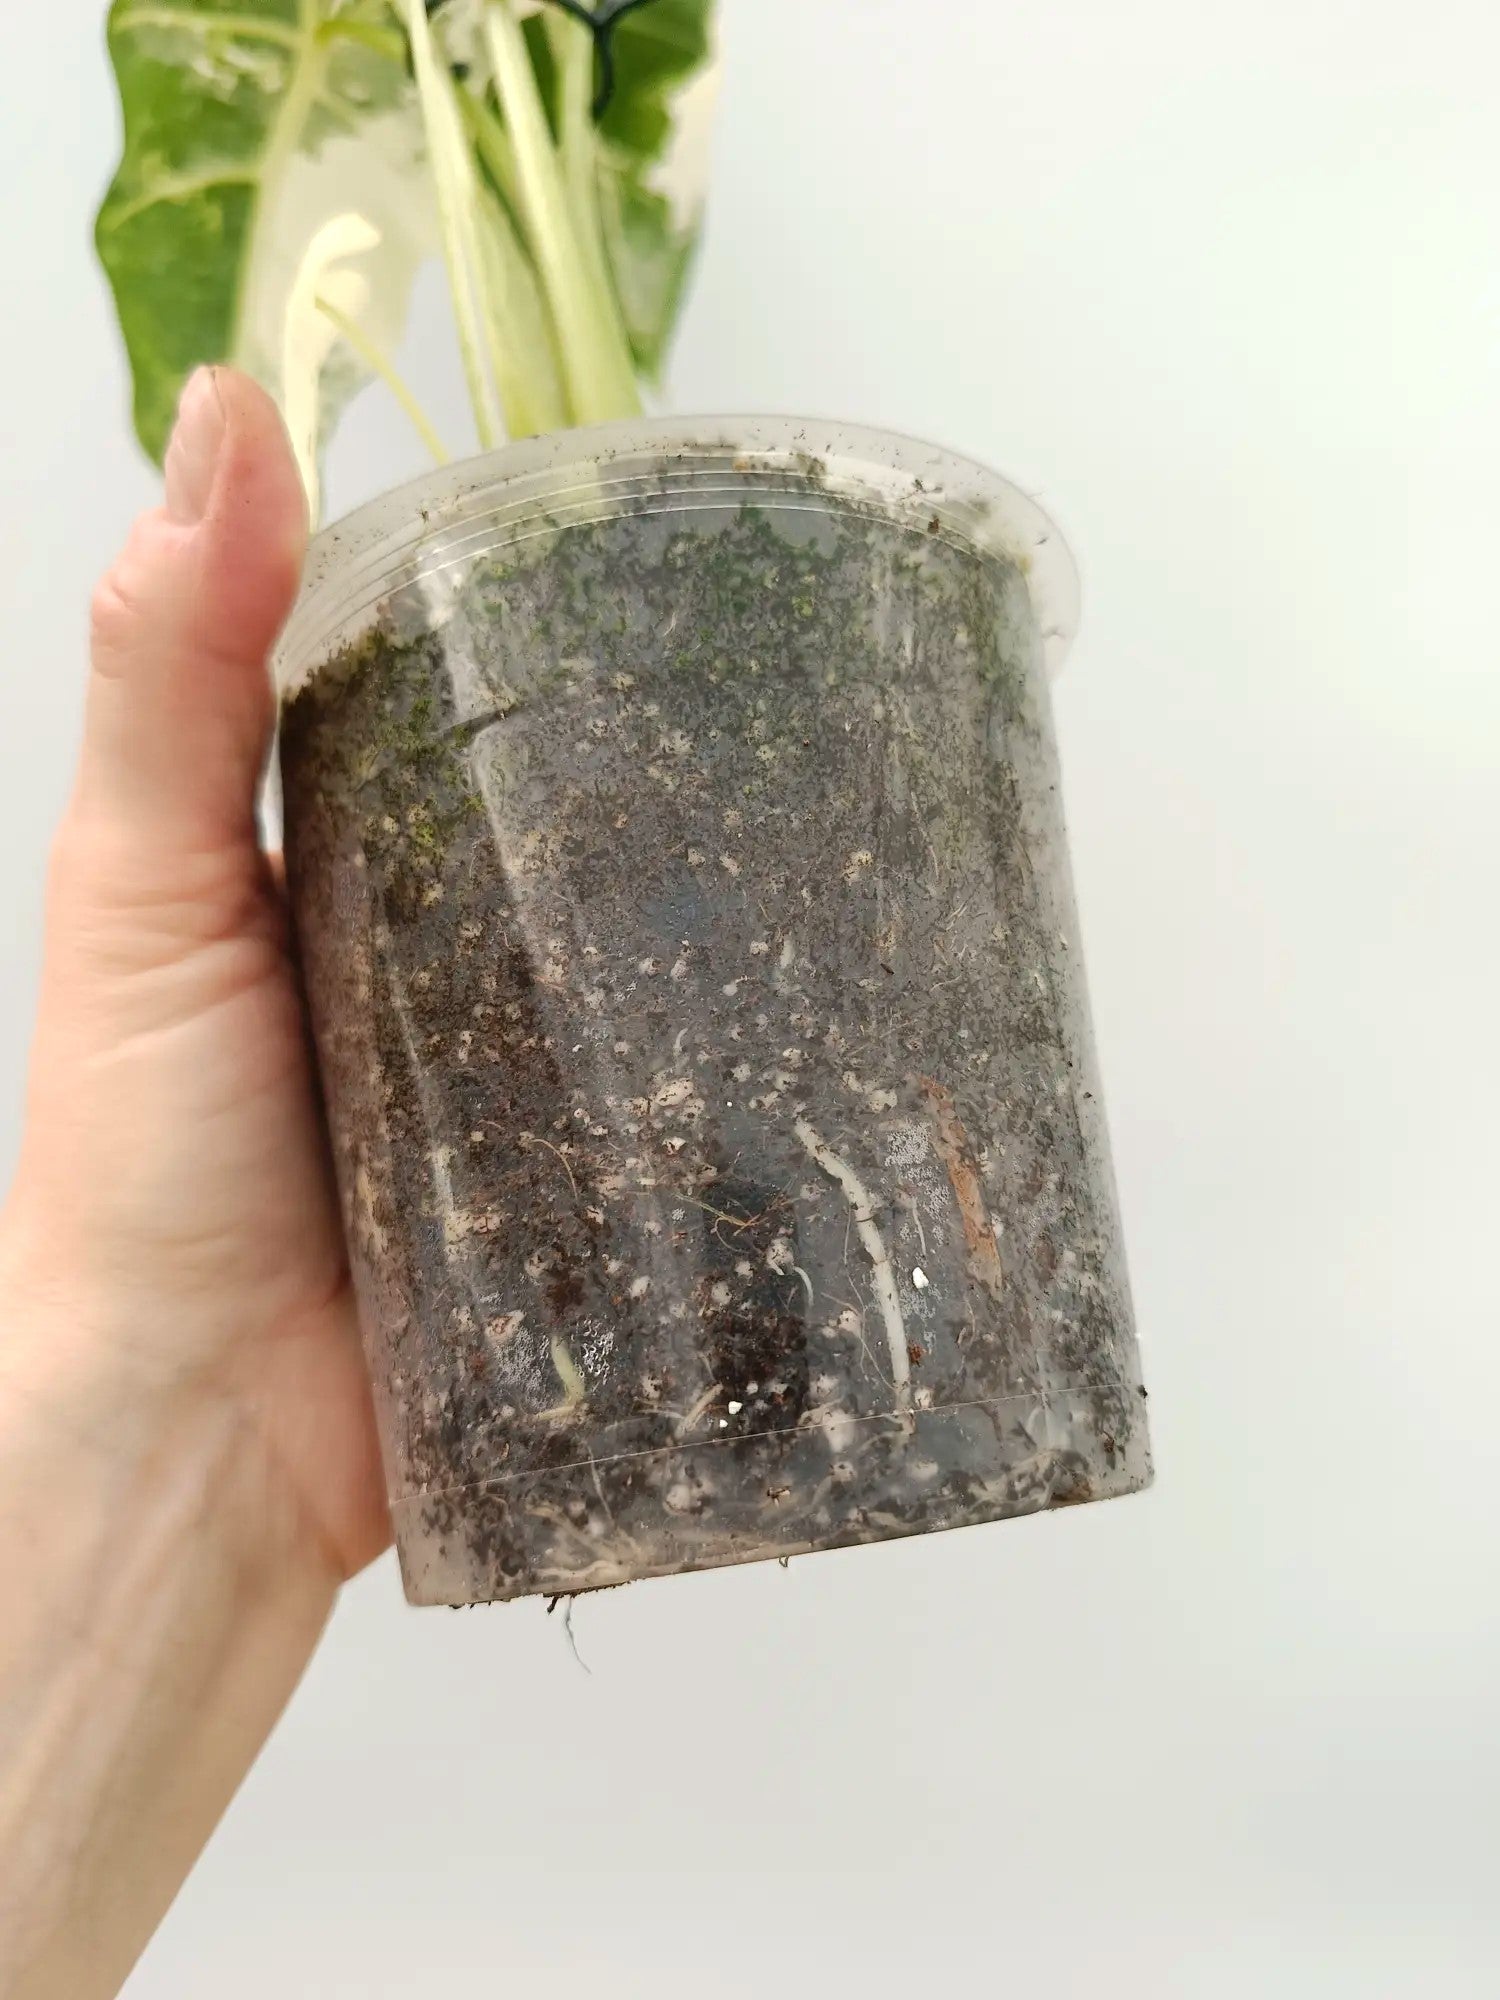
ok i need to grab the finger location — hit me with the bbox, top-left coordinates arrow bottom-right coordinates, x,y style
76,367 -> 308,853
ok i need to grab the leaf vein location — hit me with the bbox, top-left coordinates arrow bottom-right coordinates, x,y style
101,168 -> 260,231
112,7 -> 303,49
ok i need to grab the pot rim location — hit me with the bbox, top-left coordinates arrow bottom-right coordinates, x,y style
276,415 -> 1080,692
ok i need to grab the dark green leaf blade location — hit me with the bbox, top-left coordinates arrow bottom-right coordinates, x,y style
592,0 -> 715,378
599,0 -> 713,162
596,164 -> 698,380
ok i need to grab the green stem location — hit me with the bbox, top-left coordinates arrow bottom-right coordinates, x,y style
482,0 -> 640,425
460,87 -> 569,435
458,89 -> 523,239
548,8 -> 620,324
401,0 -> 501,447
472,189 -> 569,438
314,295 -> 451,464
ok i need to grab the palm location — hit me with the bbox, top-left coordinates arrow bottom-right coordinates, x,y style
182,883 -> 389,1582
27,827 -> 389,1581
12,377 -> 390,1582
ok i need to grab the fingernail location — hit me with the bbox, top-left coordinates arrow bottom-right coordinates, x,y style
164,367 -> 227,526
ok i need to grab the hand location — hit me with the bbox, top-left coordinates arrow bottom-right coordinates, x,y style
0,369 -> 387,1999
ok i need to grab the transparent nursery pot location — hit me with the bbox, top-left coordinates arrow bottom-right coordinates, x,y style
276,418 -> 1152,1606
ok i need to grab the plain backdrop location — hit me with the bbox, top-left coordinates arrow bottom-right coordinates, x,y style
3,2 -> 1499,1995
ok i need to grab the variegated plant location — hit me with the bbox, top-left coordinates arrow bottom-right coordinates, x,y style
97,0 -> 716,516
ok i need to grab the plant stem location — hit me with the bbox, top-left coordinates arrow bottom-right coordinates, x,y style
482,0 -> 640,425
472,187 -> 569,436
401,0 -> 502,447
457,88 -> 568,435
314,295 -> 451,463
548,7 -> 620,329
458,86 -> 521,221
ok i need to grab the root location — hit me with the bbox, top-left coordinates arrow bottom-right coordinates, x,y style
538,1337 -> 587,1422
792,1118 -> 912,1414
520,1130 -> 579,1199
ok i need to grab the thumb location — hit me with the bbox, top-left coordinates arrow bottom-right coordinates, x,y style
77,367 -> 308,852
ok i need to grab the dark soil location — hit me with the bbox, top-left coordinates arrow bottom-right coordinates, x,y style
281,489 -> 1151,1605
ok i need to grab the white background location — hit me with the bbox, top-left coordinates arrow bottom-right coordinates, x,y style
3,2 -> 1499,1994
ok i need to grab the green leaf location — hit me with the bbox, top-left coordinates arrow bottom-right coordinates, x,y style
595,161 -> 698,381
593,0 -> 716,379
97,0 -> 434,512
598,0 -> 713,163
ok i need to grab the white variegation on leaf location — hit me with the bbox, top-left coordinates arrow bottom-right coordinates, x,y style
98,0 -> 718,514
255,123 -> 435,518
277,210 -> 385,518
98,1 -> 436,513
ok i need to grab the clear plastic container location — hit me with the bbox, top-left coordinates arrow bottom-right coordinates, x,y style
276,418 -> 1152,1605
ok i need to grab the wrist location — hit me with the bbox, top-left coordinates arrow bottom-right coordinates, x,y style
0,1219 -> 339,1998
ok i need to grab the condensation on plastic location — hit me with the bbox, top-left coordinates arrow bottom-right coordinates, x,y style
275,420 -> 1149,1606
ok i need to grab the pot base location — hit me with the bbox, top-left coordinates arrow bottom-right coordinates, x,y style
395,1385 -> 1150,1606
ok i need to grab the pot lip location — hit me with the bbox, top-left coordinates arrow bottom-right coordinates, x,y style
278,414 -> 1080,690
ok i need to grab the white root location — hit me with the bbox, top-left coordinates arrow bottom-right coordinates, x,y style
674,1382 -> 724,1438
792,1119 -> 912,1415
538,1337 -> 587,1423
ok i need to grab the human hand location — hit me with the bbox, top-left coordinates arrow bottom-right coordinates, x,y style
0,369 -> 387,1998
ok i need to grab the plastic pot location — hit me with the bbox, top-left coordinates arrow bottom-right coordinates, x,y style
276,418 -> 1152,1605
